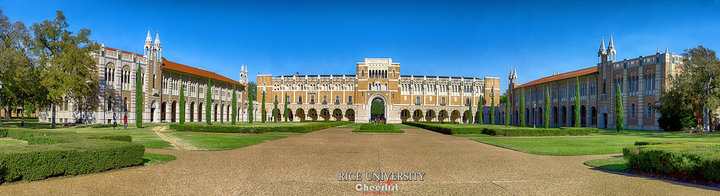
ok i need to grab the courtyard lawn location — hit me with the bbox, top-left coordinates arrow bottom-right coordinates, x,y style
584,157 -> 628,171
67,126 -> 173,149
142,153 -> 177,165
0,138 -> 25,146
166,131 -> 286,151
454,133 -> 493,137
472,134 -> 720,156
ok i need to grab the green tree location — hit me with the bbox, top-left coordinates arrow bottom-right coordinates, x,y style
273,95 -> 278,122
231,84 -> 237,125
179,85 -> 185,124
135,65 -> 143,128
248,82 -> 256,123
574,77 -> 581,127
206,78 -> 211,125
520,88 -> 525,127
477,99 -> 483,125
283,93 -> 288,122
505,96 -> 510,126
657,88 -> 696,131
32,11 -> 99,128
544,86 -> 550,128
371,99 -> 384,118
616,84 -> 623,132
468,97 -> 473,124
261,91 -> 266,123
499,93 -> 508,104
490,92 -> 495,125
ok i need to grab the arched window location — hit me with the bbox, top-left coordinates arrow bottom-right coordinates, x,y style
310,95 -> 315,104
647,103 -> 653,118
298,95 -> 303,104
631,104 -> 636,118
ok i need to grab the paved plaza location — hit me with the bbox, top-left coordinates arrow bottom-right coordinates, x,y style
0,127 -> 717,195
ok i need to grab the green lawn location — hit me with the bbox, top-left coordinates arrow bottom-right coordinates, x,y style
0,138 -> 25,146
473,134 -> 720,156
142,153 -> 177,165
167,132 -> 286,151
454,133 -> 493,137
66,127 -> 173,149
584,157 -> 628,171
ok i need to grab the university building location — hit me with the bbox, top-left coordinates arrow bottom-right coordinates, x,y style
39,30 -> 249,124
256,58 -> 502,123
508,36 -> 683,130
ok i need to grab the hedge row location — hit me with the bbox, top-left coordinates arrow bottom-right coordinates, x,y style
624,141 -> 720,182
352,124 -> 404,133
0,129 -> 144,183
402,122 -> 598,136
169,121 -> 353,133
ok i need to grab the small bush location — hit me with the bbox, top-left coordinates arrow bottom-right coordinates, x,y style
0,129 -> 144,183
623,142 -> 720,183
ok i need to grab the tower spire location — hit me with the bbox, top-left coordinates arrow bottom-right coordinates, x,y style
600,36 -> 606,51
665,45 -> 669,54
608,34 -> 614,50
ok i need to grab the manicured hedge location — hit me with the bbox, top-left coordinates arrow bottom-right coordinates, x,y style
402,122 -> 598,136
0,129 -> 144,183
352,124 -> 404,133
169,121 -> 353,133
624,142 -> 720,183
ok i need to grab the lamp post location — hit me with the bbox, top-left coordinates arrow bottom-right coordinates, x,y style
0,81 -> 3,127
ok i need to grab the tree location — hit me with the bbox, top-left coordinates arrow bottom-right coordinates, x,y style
468,97 -> 472,124
248,82 -> 256,123
272,95 -> 278,122
206,78 -> 211,125
520,88 -> 525,127
544,86 -> 550,128
261,91 -> 266,123
490,92 -> 495,125
477,99 -> 483,125
135,65 -> 143,128
0,8 -> 40,127
574,77 -> 581,127
665,46 -> 720,133
179,85 -> 185,124
231,84 -> 237,125
283,93 -> 288,122
371,99 -> 384,118
32,11 -> 99,128
657,88 -> 696,131
499,93 -> 508,105
616,84 -> 623,132
505,95 -> 510,126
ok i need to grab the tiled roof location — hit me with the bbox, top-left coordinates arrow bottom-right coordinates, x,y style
103,47 -> 144,56
163,60 -> 242,86
515,67 -> 598,88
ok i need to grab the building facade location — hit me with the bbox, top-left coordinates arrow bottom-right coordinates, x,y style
508,36 -> 682,130
256,58 -> 501,123
39,30 -> 249,124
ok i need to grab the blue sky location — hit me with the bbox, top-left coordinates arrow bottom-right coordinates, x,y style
2,0 -> 720,92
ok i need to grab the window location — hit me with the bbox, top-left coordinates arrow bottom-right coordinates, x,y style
647,103 -> 653,118
348,96 -> 353,105
335,95 -> 340,105
310,95 -> 315,104
416,96 -> 421,105
631,104 -> 636,118
361,70 -> 365,77
323,95 -> 327,104
441,97 -> 446,106
298,95 -> 303,104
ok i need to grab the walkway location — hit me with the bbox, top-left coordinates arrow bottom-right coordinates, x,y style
0,128 -> 717,195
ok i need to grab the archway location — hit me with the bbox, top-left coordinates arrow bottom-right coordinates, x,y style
150,100 -> 156,122
462,110 -> 470,123
308,108 -> 318,121
413,109 -> 423,122
320,108 -> 330,121
400,109 -> 410,121
450,110 -> 460,122
425,110 -> 436,122
581,105 -> 587,127
171,101 -> 177,122
272,108 -> 281,121
190,102 -> 195,122
345,109 -> 355,121
198,102 -> 203,122
525,108 -> 530,126
438,110 -> 448,122
226,105 -> 230,122
552,106 -> 558,126
591,106 -> 597,126
286,109 -> 293,121
333,109 -> 343,121
368,94 -> 387,122
161,102 -> 167,122
514,110 -> 518,125
296,108 -> 306,121
570,105 -> 575,127
213,104 -> 218,122
537,107 -> 543,126
561,106 -> 567,126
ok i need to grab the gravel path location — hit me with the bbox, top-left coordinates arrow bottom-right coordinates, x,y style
1,128 -> 718,195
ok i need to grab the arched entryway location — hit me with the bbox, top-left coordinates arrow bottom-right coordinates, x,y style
368,94 -> 387,122
413,109 -> 423,122
552,106 -> 558,126
400,109 -> 410,121
345,109 -> 355,121
570,105 -> 576,127
581,105 -> 587,127
190,102 -> 195,122
272,108 -> 281,121
150,100 -> 157,122
561,106 -> 567,126
425,110 -> 436,122
286,109 -> 293,121
320,108 -> 330,121
198,102 -> 203,122
161,102 -> 167,122
333,109 -> 343,121
171,101 -> 177,122
213,104 -> 218,122
296,108 -> 306,121
450,110 -> 460,122
439,110 -> 448,122
591,106 -> 597,126
308,108 -> 318,121
462,110 -> 470,123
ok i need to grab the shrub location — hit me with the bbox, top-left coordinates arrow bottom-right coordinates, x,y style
353,124 -> 403,133
0,129 -> 144,183
623,142 -> 720,182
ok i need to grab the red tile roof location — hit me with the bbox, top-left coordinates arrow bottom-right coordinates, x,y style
163,60 -> 242,86
103,46 -> 242,86
515,67 -> 598,88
